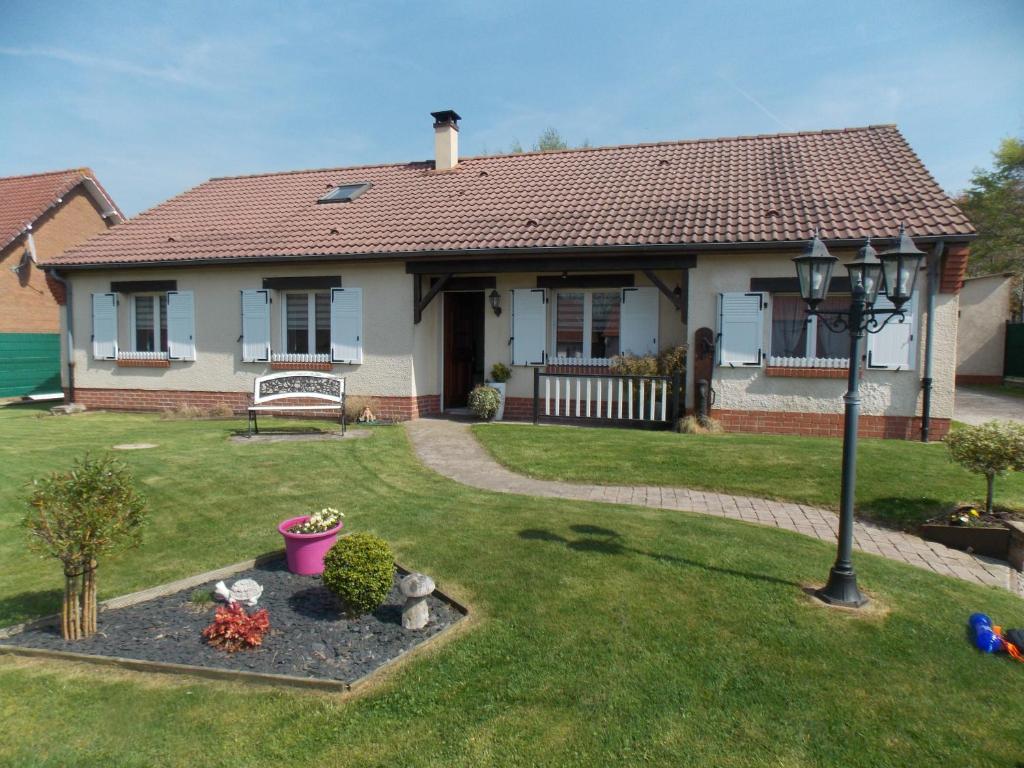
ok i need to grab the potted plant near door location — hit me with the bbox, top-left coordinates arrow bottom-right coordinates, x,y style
487,363 -> 511,420
278,508 -> 345,575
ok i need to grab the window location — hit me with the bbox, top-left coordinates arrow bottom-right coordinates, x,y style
284,292 -> 330,355
318,182 -> 371,203
770,294 -> 847,361
132,294 -> 168,353
554,290 -> 620,359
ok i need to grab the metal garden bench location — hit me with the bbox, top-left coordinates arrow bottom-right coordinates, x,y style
247,371 -> 346,437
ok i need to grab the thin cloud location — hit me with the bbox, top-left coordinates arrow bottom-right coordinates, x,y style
0,45 -> 205,86
716,74 -> 794,132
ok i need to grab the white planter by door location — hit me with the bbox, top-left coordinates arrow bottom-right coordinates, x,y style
488,382 -> 506,421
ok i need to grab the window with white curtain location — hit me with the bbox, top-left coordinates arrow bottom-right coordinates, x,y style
770,294 -> 848,361
284,292 -> 330,354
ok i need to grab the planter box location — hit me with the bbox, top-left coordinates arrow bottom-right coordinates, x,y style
278,516 -> 343,575
919,524 -> 1011,560
1007,522 -> 1024,570
487,381 -> 506,421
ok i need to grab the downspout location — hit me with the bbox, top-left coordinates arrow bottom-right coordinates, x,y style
920,240 -> 944,442
46,269 -> 75,402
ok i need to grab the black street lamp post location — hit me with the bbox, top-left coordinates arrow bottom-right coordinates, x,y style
793,226 -> 926,607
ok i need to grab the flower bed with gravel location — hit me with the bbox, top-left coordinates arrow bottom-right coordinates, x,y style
0,556 -> 465,687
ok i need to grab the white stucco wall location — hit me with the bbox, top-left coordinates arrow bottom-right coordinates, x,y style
60,252 -> 959,422
66,262 -> 419,397
956,274 -> 1012,378
686,251 -> 958,419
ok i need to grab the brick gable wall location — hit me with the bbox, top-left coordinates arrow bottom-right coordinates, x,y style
0,187 -> 113,334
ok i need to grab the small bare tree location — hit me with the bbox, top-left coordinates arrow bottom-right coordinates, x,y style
946,421 -> 1024,514
24,454 -> 147,640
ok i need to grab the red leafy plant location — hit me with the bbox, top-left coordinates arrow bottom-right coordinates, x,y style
202,603 -> 270,652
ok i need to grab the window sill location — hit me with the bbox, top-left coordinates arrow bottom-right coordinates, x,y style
117,357 -> 170,368
765,366 -> 847,379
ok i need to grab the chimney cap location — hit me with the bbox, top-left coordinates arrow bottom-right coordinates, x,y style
431,109 -> 461,129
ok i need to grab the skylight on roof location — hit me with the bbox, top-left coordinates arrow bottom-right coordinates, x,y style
318,182 -> 371,204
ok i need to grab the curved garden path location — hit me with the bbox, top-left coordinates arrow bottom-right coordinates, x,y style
405,418 -> 1020,595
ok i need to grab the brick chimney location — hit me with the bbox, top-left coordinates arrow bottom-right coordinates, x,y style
431,110 -> 461,171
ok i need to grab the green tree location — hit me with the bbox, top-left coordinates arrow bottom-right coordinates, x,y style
509,128 -> 582,154
24,454 -> 147,640
534,127 -> 570,152
945,421 -> 1024,514
958,136 -> 1024,276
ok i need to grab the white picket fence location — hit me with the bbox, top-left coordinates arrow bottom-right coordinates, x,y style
117,351 -> 169,361
767,356 -> 849,369
535,372 -> 679,424
271,353 -> 331,364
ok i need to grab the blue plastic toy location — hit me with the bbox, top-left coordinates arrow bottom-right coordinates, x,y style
969,612 -> 1005,653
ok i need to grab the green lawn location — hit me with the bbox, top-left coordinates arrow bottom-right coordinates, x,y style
0,405 -> 1022,767
473,423 -> 1024,530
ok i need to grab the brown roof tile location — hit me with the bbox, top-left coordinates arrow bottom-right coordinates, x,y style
0,168 -> 123,253
43,125 -> 973,268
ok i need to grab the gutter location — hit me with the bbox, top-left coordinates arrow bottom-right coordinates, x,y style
38,233 -> 977,272
46,269 -> 75,402
920,240 -> 944,442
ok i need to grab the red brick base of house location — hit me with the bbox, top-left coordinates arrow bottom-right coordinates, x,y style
71,388 -> 441,422
955,374 -> 1004,386
711,408 -> 950,440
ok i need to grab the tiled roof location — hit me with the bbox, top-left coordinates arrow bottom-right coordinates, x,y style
0,169 -> 123,253
43,125 -> 973,268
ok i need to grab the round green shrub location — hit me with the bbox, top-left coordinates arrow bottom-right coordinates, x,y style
322,533 -> 395,617
468,385 -> 501,420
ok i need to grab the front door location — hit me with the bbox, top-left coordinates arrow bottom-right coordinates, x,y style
443,292 -> 485,409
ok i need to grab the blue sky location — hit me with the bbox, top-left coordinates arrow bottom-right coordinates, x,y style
1,0 -> 1022,216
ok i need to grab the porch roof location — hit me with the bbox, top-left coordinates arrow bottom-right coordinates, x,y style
43,125 -> 973,270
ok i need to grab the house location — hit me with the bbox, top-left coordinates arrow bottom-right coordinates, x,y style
39,113 -> 974,438
0,169 -> 123,398
956,272 -> 1017,385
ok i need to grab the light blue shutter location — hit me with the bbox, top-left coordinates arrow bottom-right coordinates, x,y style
620,286 -> 659,355
167,290 -> 196,361
511,288 -> 547,365
91,293 -> 118,360
717,292 -> 765,366
867,292 -> 917,370
330,287 -> 362,364
241,289 -> 270,362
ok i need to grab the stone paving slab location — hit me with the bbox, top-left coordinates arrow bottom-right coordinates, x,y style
405,418 -> 1021,595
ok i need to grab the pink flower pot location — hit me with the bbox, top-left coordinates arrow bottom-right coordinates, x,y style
278,516 -> 344,575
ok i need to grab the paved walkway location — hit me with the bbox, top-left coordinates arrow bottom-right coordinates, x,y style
405,418 -> 1019,594
955,386 -> 1024,426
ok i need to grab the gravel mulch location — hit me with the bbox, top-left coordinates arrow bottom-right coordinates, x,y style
0,557 -> 463,684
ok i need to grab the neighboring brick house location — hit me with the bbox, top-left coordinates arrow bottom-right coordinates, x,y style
41,115 -> 974,438
0,169 -> 123,397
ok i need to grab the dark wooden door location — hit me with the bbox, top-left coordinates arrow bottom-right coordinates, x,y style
444,292 -> 485,408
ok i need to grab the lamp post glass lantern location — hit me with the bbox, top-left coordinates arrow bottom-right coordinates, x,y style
489,289 -> 502,317
878,225 -> 926,307
792,231 -> 837,307
792,228 -> 922,608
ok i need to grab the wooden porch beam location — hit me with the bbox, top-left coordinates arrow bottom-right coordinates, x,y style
413,273 -> 451,324
642,269 -> 684,312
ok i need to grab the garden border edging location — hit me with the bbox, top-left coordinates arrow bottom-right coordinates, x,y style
0,550 -> 469,693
